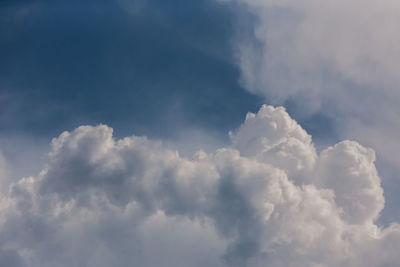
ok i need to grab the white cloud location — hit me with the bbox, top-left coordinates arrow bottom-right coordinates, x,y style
229,0 -> 400,100
230,105 -> 317,181
222,0 -> 400,178
0,105 -> 399,266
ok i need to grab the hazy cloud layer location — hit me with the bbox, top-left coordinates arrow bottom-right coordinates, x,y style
1,105 -> 399,266
228,0 -> 400,102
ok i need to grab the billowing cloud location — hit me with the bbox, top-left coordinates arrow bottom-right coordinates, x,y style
0,105 -> 399,266
222,0 -> 400,178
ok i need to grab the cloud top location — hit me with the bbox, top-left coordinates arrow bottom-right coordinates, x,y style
0,105 -> 398,266
223,0 -> 400,177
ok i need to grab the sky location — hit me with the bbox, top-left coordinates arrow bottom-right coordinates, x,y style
1,1 -> 400,266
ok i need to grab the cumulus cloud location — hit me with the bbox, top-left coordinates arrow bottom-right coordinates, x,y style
222,0 -> 400,179
0,105 -> 399,266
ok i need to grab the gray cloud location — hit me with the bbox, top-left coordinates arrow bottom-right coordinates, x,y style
0,105 -> 399,266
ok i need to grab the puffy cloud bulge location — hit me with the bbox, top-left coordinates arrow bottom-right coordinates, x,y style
223,0 -> 400,174
1,105 -> 399,266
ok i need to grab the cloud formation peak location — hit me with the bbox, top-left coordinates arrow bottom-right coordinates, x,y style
224,0 -> 400,186
0,105 -> 399,266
